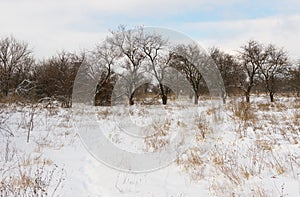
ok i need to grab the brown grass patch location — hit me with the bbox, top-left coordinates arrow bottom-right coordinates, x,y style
231,101 -> 257,122
144,119 -> 171,151
257,103 -> 271,111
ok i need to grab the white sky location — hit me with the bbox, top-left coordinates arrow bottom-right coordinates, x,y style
0,0 -> 299,60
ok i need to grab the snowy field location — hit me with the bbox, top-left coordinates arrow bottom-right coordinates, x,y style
0,95 -> 300,196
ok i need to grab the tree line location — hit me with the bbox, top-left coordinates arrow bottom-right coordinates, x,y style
0,26 -> 299,106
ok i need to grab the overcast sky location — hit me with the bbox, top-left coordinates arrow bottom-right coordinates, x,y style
1,0 -> 299,60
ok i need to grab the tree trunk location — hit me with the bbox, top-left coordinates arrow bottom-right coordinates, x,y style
162,94 -> 167,105
4,81 -> 9,96
189,90 -> 193,99
159,83 -> 168,105
245,91 -> 250,103
129,93 -> 134,105
245,85 -> 252,103
222,91 -> 226,104
3,89 -> 8,97
269,92 -> 274,102
194,94 -> 199,104
222,96 -> 226,104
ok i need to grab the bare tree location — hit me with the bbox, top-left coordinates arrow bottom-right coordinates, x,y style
258,44 -> 289,102
34,51 -> 84,106
170,44 -> 204,104
0,36 -> 33,97
239,40 -> 269,103
141,31 -> 172,105
210,47 -> 243,101
107,26 -> 146,105
91,41 -> 119,105
289,62 -> 300,96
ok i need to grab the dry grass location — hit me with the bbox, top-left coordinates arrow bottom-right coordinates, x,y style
1,95 -> 299,196
19,154 -> 53,167
257,103 -> 271,111
176,147 -> 205,180
272,102 -> 287,111
96,107 -> 112,118
293,110 -> 300,122
1,137 -> 17,163
196,115 -> 212,140
176,97 -> 300,196
255,140 -> 274,151
293,100 -> 300,109
0,105 -> 72,196
144,119 -> 171,151
228,101 -> 258,138
1,154 -> 64,197
250,186 -> 271,197
230,101 -> 257,122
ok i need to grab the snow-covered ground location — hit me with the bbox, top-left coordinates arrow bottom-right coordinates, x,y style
0,96 -> 299,196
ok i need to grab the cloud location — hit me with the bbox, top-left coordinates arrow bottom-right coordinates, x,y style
0,0 -> 109,58
0,0 -> 299,59
80,0 -> 243,16
0,0 -> 231,58
178,14 -> 300,59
